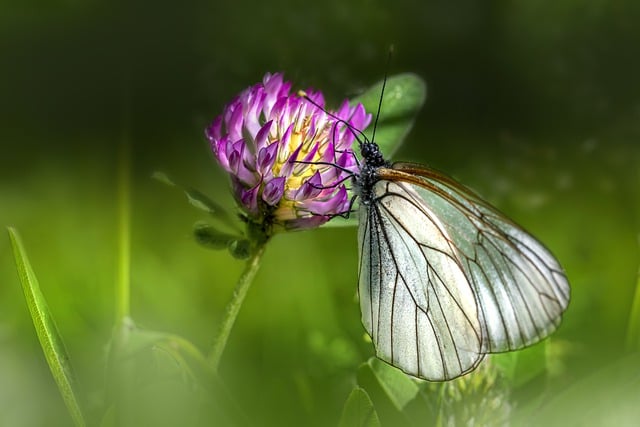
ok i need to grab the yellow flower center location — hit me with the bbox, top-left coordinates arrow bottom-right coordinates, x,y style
270,115 -> 331,191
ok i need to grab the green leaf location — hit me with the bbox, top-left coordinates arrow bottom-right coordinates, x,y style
8,227 -> 86,427
492,341 -> 548,388
351,73 -> 427,157
339,387 -> 381,427
366,357 -> 420,410
194,221 -> 241,250
107,319 -> 213,390
512,354 -> 640,426
104,320 -> 243,424
357,357 -> 419,411
152,171 -> 241,233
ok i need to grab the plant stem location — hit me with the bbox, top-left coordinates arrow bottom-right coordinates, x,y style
625,258 -> 640,351
208,243 -> 267,371
115,101 -> 131,322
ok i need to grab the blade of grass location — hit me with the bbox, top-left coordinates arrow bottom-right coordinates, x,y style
625,242 -> 640,351
115,93 -> 131,322
8,227 -> 86,427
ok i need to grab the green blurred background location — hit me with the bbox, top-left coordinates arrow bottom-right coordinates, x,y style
2,1 -> 639,425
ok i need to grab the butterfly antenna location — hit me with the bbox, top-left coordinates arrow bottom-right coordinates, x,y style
297,90 -> 368,147
370,46 -> 393,144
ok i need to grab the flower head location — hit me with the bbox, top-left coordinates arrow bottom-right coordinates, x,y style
206,73 -> 371,234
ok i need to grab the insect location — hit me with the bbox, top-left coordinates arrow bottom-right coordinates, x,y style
350,81 -> 570,381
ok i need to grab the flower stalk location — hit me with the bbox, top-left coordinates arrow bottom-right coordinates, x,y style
208,242 -> 268,371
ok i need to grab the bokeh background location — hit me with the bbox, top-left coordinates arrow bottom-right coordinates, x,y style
2,1 -> 639,425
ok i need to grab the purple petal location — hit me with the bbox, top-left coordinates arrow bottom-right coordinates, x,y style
264,72 -> 283,94
212,138 -> 231,169
228,140 -> 245,174
348,103 -> 372,133
223,96 -> 239,124
268,97 -> 285,123
255,121 -> 273,151
257,141 -> 279,172
244,88 -> 265,137
335,100 -> 351,120
296,143 -> 320,173
319,140 -> 336,164
336,150 -> 358,173
296,171 -> 323,200
227,103 -> 245,142
285,215 -> 329,230
262,176 -> 286,206
281,139 -> 302,177
205,116 -> 223,142
238,182 -> 260,215
304,186 -> 349,216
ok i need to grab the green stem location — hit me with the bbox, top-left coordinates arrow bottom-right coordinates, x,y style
115,107 -> 131,322
208,243 -> 267,371
625,260 -> 640,352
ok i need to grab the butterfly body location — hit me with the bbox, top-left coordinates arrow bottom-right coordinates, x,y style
354,142 -> 570,381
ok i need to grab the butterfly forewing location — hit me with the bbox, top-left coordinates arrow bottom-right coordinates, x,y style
358,180 -> 484,380
369,164 -> 570,357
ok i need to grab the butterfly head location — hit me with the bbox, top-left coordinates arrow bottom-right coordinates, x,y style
360,141 -> 386,168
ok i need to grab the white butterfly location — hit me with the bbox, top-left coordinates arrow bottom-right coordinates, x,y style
299,85 -> 570,381
355,147 -> 570,381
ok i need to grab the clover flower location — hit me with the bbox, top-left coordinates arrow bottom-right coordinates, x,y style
206,73 -> 371,234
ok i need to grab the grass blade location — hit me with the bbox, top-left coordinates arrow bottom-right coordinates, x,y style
8,227 -> 86,427
625,257 -> 640,351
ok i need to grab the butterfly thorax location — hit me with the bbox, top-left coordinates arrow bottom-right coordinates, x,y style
357,142 -> 390,206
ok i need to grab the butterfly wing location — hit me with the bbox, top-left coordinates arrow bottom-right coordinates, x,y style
358,179 -> 484,380
357,163 -> 570,380
383,163 -> 570,354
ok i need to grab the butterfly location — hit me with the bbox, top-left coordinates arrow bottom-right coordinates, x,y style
349,89 -> 570,382
354,143 -> 570,381
301,82 -> 570,381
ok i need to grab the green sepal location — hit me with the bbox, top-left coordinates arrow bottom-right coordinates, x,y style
194,221 -> 242,250
228,239 -> 251,260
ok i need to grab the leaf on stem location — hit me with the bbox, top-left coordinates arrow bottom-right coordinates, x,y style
351,73 -> 427,158
339,387 -> 381,427
152,171 -> 241,233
